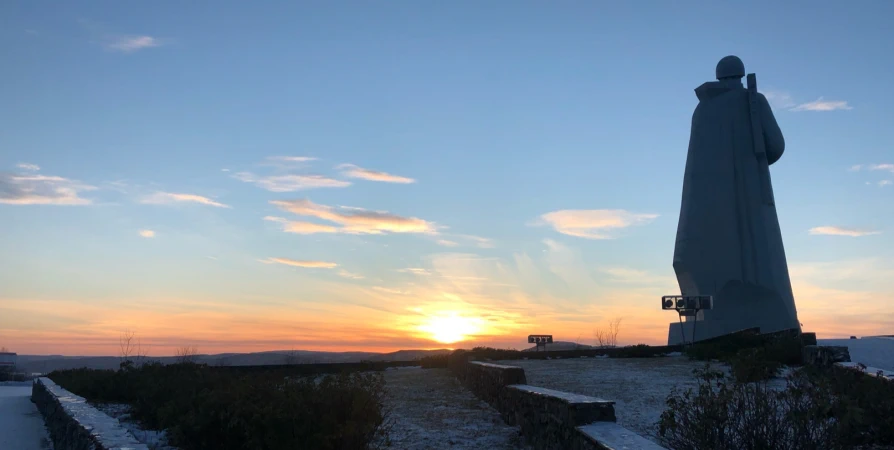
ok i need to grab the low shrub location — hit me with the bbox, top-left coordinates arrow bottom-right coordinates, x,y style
49,363 -> 388,450
658,364 -> 894,450
659,365 -> 837,449
612,344 -> 669,358
729,347 -> 781,382
419,354 -> 448,369
684,331 -> 803,382
683,333 -> 766,361
466,347 -> 523,361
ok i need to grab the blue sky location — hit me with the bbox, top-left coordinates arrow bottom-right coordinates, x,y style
2,2 -> 892,355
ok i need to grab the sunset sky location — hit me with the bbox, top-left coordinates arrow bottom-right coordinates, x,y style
2,2 -> 892,356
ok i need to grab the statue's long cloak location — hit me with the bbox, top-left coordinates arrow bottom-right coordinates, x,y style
673,80 -> 800,332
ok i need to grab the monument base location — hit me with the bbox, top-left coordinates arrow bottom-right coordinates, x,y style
668,317 -> 799,345
667,320 -> 734,346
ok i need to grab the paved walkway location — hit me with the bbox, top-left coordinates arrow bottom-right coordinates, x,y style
0,383 -> 53,450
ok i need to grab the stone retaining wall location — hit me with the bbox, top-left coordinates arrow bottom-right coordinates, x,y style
31,377 -> 148,450
450,358 -> 665,450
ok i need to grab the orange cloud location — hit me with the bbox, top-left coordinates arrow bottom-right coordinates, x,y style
264,216 -> 339,234
271,198 -> 437,234
263,257 -> 337,269
337,164 -> 416,184
535,209 -> 658,239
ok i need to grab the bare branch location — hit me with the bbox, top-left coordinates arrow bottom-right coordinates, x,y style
175,345 -> 200,364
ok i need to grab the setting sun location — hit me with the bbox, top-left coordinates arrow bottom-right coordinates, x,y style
418,313 -> 483,344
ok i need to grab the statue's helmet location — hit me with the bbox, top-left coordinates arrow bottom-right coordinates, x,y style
715,55 -> 745,80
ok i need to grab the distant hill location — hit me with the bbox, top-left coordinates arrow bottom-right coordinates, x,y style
16,348 -> 452,374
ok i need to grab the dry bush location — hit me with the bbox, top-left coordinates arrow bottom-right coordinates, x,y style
594,317 -> 622,348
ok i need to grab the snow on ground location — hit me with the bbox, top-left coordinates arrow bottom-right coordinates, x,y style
0,384 -> 53,450
505,356 -> 707,443
93,403 -> 177,450
381,367 -> 528,449
819,337 -> 894,372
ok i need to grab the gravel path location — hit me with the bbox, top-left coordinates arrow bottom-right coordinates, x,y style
0,383 -> 53,450
381,367 -> 527,449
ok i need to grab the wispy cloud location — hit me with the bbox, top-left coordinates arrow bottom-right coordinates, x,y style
534,209 -> 659,239
267,156 -> 317,164
763,90 -> 796,109
808,226 -> 881,237
336,164 -> 416,184
880,180 -> 892,187
433,234 -> 493,249
233,172 -> 350,192
106,35 -> 163,53
141,192 -> 230,208
337,269 -> 364,279
270,199 -> 437,235
790,97 -> 853,112
869,163 -> 894,173
0,171 -> 96,205
16,163 -> 40,171
398,268 -> 432,276
848,164 -> 863,172
138,229 -> 156,238
599,267 -> 677,287
264,257 -> 337,269
456,234 -> 494,248
257,156 -> 318,170
372,286 -> 410,295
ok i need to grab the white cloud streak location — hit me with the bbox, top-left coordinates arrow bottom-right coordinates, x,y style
808,226 -> 881,237
16,163 -> 40,171
790,97 -> 853,112
106,35 -> 163,53
141,192 -> 230,208
138,229 -> 156,238
267,156 -> 317,163
233,172 -> 350,192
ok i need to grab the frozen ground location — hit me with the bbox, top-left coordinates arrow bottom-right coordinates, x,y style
381,367 -> 528,449
819,337 -> 894,372
0,383 -> 53,450
93,403 -> 177,450
505,356 -> 706,443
